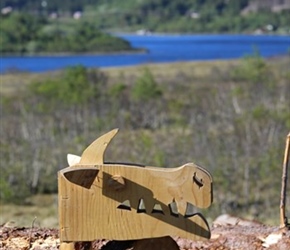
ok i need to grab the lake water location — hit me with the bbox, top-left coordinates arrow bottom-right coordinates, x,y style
0,34 -> 289,73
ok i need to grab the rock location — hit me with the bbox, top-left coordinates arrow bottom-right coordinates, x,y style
212,214 -> 262,227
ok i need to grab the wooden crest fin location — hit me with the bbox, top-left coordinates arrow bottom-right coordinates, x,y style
79,128 -> 119,165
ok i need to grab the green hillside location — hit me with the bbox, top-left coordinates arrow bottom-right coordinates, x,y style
1,0 -> 290,33
1,0 -> 289,54
0,12 -> 136,54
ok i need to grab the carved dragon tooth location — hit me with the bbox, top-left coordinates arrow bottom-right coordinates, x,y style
152,203 -> 165,214
168,200 -> 179,217
79,128 -> 119,165
137,198 -> 146,213
117,200 -> 131,211
184,202 -> 197,218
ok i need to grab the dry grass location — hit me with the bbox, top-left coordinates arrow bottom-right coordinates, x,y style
0,72 -> 47,95
103,60 -> 236,83
0,70 -> 64,95
0,60 -> 236,95
0,194 -> 58,228
1,56 -> 288,95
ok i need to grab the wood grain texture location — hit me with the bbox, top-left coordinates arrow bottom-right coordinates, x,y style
58,129 -> 213,244
59,242 -> 75,250
79,128 -> 118,165
59,163 -> 212,241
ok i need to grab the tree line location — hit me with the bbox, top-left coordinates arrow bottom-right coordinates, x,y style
1,0 -> 289,33
0,13 -> 135,54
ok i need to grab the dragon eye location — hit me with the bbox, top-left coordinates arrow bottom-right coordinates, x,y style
193,172 -> 203,189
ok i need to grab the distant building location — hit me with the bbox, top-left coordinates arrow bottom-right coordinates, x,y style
190,12 -> 200,19
73,11 -> 82,20
136,29 -> 152,35
242,0 -> 290,14
49,12 -> 58,19
1,6 -> 13,15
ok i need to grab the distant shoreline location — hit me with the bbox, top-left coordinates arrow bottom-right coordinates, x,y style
1,34 -> 289,74
0,48 -> 148,57
113,31 -> 290,37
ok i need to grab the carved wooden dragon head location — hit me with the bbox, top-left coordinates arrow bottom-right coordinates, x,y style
58,129 -> 213,243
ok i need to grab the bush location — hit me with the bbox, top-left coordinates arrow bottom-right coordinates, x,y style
131,68 -> 162,101
29,65 -> 104,107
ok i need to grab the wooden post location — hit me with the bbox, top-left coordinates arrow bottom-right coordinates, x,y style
280,133 -> 290,229
59,242 -> 75,250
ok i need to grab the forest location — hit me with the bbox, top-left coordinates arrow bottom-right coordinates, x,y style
1,54 -> 289,224
1,0 -> 290,34
0,13 -> 135,54
1,0 -> 289,54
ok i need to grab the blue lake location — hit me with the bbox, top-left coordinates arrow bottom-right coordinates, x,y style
0,34 -> 289,73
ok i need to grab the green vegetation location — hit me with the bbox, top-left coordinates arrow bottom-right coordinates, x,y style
1,1 -> 289,54
0,13 -> 134,54
131,68 -> 162,101
1,55 -> 289,224
1,0 -> 290,33
29,65 -> 102,105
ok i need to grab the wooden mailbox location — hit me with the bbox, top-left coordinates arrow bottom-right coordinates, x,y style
58,129 -> 213,248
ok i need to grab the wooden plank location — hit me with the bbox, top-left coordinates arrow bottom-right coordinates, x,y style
58,129 -> 213,243
59,163 -> 212,241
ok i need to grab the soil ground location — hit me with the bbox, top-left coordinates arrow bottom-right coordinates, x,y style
1,223 -> 290,250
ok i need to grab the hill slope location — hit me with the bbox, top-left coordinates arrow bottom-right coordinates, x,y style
1,0 -> 290,33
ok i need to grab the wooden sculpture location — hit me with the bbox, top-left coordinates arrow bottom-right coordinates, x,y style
58,129 -> 213,249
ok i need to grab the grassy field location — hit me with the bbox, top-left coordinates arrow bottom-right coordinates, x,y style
0,59 -> 231,229
1,57 -> 289,229
0,60 -> 228,228
0,59 -> 236,95
0,194 -> 58,228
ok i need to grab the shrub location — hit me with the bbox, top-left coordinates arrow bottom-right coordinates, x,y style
131,68 -> 162,101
